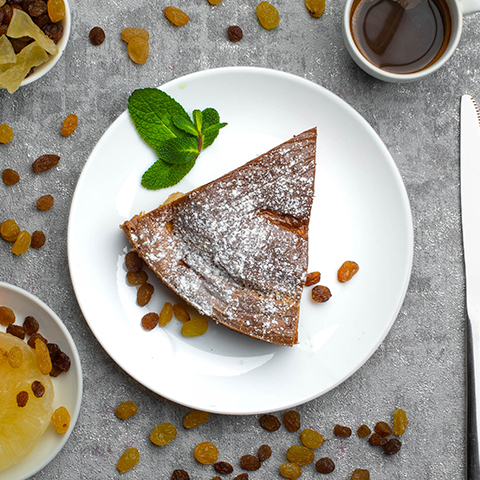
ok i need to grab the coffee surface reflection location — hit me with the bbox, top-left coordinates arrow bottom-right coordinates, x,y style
350,0 -> 451,74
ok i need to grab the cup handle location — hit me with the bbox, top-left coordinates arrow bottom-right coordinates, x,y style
461,0 -> 480,15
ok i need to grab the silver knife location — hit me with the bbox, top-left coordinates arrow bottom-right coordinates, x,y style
461,94 -> 480,479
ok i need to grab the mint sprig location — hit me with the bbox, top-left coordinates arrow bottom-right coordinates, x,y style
128,88 -> 227,190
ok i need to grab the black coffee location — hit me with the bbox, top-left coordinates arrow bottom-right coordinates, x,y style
350,0 -> 452,74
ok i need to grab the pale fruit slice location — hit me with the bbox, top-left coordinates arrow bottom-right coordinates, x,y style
0,332 -> 54,472
0,35 -> 16,66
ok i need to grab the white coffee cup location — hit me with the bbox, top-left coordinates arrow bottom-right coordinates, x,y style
342,0 -> 480,82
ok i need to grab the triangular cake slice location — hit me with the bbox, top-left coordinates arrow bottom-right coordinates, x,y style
121,127 -> 317,346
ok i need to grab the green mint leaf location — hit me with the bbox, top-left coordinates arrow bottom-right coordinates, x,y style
158,137 -> 200,164
202,108 -> 220,128
203,122 -> 228,137
141,158 -> 196,190
128,88 -> 190,152
173,115 -> 198,137
192,110 -> 203,133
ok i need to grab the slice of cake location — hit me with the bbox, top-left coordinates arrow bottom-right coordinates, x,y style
121,127 -> 317,346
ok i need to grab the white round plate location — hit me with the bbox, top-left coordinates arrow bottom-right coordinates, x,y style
0,282 -> 82,479
68,67 -> 413,415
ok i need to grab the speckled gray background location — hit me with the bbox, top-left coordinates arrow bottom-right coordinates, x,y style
1,0 -> 478,478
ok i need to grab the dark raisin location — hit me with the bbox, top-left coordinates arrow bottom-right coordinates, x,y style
23,316 -> 39,335
357,424 -> 371,438
368,433 -> 387,446
214,461 -> 234,474
2,4 -> 13,24
89,26 -> 105,45
52,351 -> 71,372
141,312 -> 159,330
315,457 -> 335,474
259,414 -> 281,431
126,270 -> 148,285
125,251 -> 144,272
36,194 -> 54,211
240,454 -> 261,471
32,154 -> 59,173
0,7 -> 3,23
34,12 -> 49,27
233,475 -> 248,480
49,366 -> 62,377
333,424 -> 351,437
43,22 -> 63,42
6,324 -> 25,339
137,282 -> 154,306
0,25 -> 7,36
383,438 -> 401,455
305,271 -> 320,286
27,332 -> 48,348
283,410 -> 300,432
171,469 -> 190,480
350,468 -> 370,480
374,421 -> 392,437
257,444 -> 272,462
227,25 -> 243,42
28,0 -> 46,17
10,37 -> 32,53
2,168 -> 20,185
16,390 -> 29,407
31,230 -> 46,249
31,380 -> 45,397
312,285 -> 332,303
47,343 -> 61,361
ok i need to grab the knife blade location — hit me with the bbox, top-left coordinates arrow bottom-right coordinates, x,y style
461,94 -> 480,479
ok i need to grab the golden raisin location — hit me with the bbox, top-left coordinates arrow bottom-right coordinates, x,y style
12,230 -> 31,255
181,317 -> 208,337
283,410 -> 300,432
150,422 -> 177,446
173,303 -> 190,322
1,219 -> 20,241
51,406 -> 70,433
305,0 -> 325,17
0,124 -> 14,143
31,230 -> 46,249
259,414 -> 281,431
159,302 -> 173,327
115,400 -> 138,419
279,462 -> 302,479
337,260 -> 359,283
311,285 -> 332,303
36,194 -> 54,211
2,168 -> 20,185
137,282 -> 154,306
127,36 -> 149,64
194,441 -> 218,464
35,338 -> 52,374
61,113 -> 78,137
121,27 -> 149,43
0,306 -> 16,326
393,408 -> 409,435
256,1 -> 279,29
47,0 -> 65,22
117,447 -> 140,473
8,346 -> 23,368
286,445 -> 314,466
300,428 -> 324,449
357,424 -> 371,438
208,0 -> 222,4
164,6 -> 189,26
141,312 -> 159,330
183,410 -> 210,429
305,271 -> 320,286
350,469 -> 370,480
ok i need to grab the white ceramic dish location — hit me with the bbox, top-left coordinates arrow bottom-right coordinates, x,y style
68,67 -> 413,415
0,282 -> 82,480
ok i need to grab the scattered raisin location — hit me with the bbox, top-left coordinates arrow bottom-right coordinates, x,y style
383,438 -> 401,455
115,400 -> 138,420
27,332 -> 48,348
121,27 -> 150,43
61,113 -> 78,136
137,282 -> 154,306
374,421 -> 392,437
47,0 -> 65,22
159,302 -> 174,327
259,414 -> 281,431
23,316 -> 39,335
315,457 -> 335,474
0,124 -> 14,144
357,424 -> 371,438
116,447 -> 140,474
305,271 -> 320,286
127,270 -> 148,286
52,351 -> 71,373
256,1 -> 279,29
214,461 -> 234,474
12,230 -> 31,255
31,230 -> 46,248
164,6 -> 189,26
127,36 -> 149,64
172,470 -> 190,480
240,454 -> 261,470
393,408 -> 409,435
234,474 -> 248,480
311,285 -> 332,303
283,410 -> 300,432
150,422 -> 177,446
16,390 -> 29,407
32,154 -> 59,173
47,343 -> 61,361
2,168 -> 20,185
89,26 -> 105,45
31,380 -> 45,397
125,251 -> 144,272
1,219 -> 20,241
141,312 -> 159,330
279,462 -> 302,479
208,0 -> 222,4
0,306 -> 15,326
350,468 -> 370,480
257,444 -> 272,462
300,428 -> 324,449
286,445 -> 314,466
44,22 -> 63,42
173,304 -> 190,322
194,441 -> 219,464
181,317 -> 208,337
183,410 -> 209,429
333,424 -> 351,437
368,433 -> 387,446
28,0 -> 46,17
8,346 -> 23,368
6,324 -> 25,339
305,0 -> 325,17
338,261 -> 359,283
36,194 -> 54,211
227,25 -> 243,42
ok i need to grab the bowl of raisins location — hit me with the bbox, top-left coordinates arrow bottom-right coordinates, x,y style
0,0 -> 71,93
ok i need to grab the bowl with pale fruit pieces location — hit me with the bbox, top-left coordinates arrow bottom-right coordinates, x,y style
0,0 -> 71,93
0,282 -> 82,480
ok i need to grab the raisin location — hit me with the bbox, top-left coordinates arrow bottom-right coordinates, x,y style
227,25 -> 243,42
32,154 -> 59,173
172,470 -> 190,480
300,428 -> 324,449
0,124 -> 14,143
46,343 -> 59,361
136,282 -> 154,306
35,338 -> 52,374
383,438 -> 401,455
150,422 -> 177,446
0,306 -> 16,326
208,0 -> 222,4
23,315 -> 39,335
6,324 -> 25,339
337,261 -> 359,283
183,410 -> 209,429
34,12 -> 49,27
52,350 -> 71,373
315,457 -> 335,474
357,424 -> 371,438
305,0 -> 325,18
259,414 -> 281,431
374,421 -> 392,437
283,410 -> 300,432
279,462 -> 302,479
350,469 -> 370,480
181,317 -> 208,337
311,285 -> 332,303
8,346 -> 23,368
27,332 -> 48,348
12,230 -> 31,255
2,5 -> 13,24
159,302 -> 173,327
305,271 -> 320,286
240,454 -> 261,470
121,27 -> 149,43
61,113 -> 78,136
28,0 -> 46,17
31,380 -> 45,397
2,168 -> 20,185
127,270 -> 148,286
393,408 -> 409,435
141,312 -> 159,330
0,25 -> 6,37
47,0 -> 64,21
116,447 -> 140,473
115,400 -> 138,419
333,424 -> 351,437
44,22 -> 63,42
164,6 -> 189,26
125,251 -> 144,272
256,1 -> 279,30
234,475 -> 248,480
89,26 -> 105,45
368,433 -> 387,446
1,219 -> 20,241
127,36 -> 149,64
257,444 -> 272,462
194,441 -> 219,464
286,445 -> 314,466
36,194 -> 54,210
214,461 -> 234,474
31,230 -> 46,248
173,304 -> 190,322
16,390 -> 29,407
